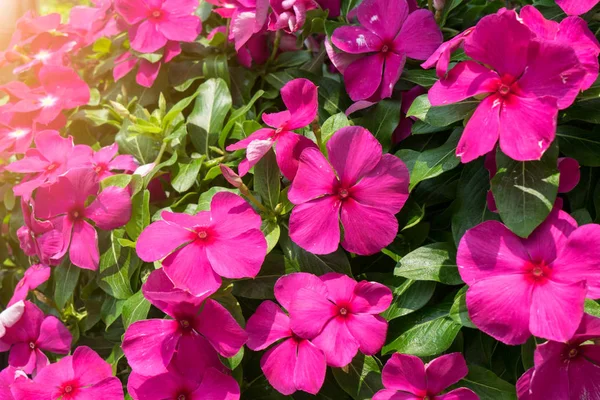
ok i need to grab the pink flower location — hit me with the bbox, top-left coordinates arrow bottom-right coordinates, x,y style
66,0 -> 120,47
6,131 -> 92,197
421,27 -> 474,78
122,268 -> 246,376
374,353 -> 478,400
11,346 -> 124,400
0,12 -> 62,65
226,78 -> 318,180
205,0 -> 269,51
289,126 -> 409,255
91,143 -> 138,179
2,65 -> 90,126
8,264 -> 51,307
114,41 -> 182,88
316,0 -> 340,17
11,33 -> 77,75
556,0 -> 599,15
35,168 -> 132,271
287,272 -> 392,367
393,86 -> 427,143
331,0 -> 441,101
246,273 -> 328,395
428,10 -> 585,163
268,0 -> 318,33
17,199 -> 63,265
520,5 -> 600,92
0,125 -> 34,155
457,207 -> 600,345
0,366 -> 26,400
0,301 -> 71,375
136,192 -> 266,295
114,0 -> 201,53
517,314 -> 600,400
0,301 -> 25,339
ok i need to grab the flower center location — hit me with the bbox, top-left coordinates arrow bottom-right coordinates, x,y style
568,348 -> 578,358
532,266 -> 543,277
381,45 -> 389,53
524,260 -> 551,283
178,395 -> 186,400
9,129 -> 27,138
94,164 -> 105,174
338,188 -> 350,199
70,209 -> 84,220
152,10 -> 162,18
64,386 -> 73,393
339,307 -> 348,316
29,342 -> 35,349
498,84 -> 510,96
275,127 -> 284,134
46,162 -> 58,171
197,230 -> 208,239
179,319 -> 191,330
39,95 -> 57,108
35,50 -> 51,61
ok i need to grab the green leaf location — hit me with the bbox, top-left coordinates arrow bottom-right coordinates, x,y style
449,286 -> 476,328
162,84 -> 204,129
101,296 -> 125,329
106,345 -> 125,375
280,229 -> 352,276
197,187 -> 239,211
458,365 -> 517,400
320,112 -> 350,152
383,301 -> 461,356
98,229 -> 140,300
396,129 -> 461,190
219,89 -> 264,148
171,157 -> 204,193
255,149 -> 281,210
221,347 -> 244,370
188,78 -> 232,156
122,290 -> 151,329
556,126 -> 600,167
126,189 -> 150,241
401,69 -> 439,88
381,278 -> 436,321
395,243 -> 463,285
332,354 -> 383,400
262,219 -> 281,254
54,260 -> 81,309
452,159 -> 499,244
585,299 -> 600,317
407,95 -> 477,128
356,99 -> 401,152
491,145 -> 559,238
233,252 -> 295,299
341,0 -> 363,17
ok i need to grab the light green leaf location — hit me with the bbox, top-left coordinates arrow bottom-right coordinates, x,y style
171,157 -> 204,193
449,285 -> 476,328
122,290 -> 151,329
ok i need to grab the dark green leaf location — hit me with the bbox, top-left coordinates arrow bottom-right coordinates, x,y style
449,286 -> 476,328
122,290 -> 151,329
54,260 -> 81,309
458,365 -> 517,400
197,187 -> 239,210
255,149 -> 281,210
332,354 -> 383,400
233,252 -> 295,299
407,95 -> 477,128
382,278 -> 436,321
126,189 -> 150,241
280,230 -> 352,276
98,229 -> 140,299
395,243 -> 462,285
356,100 -> 401,152
401,69 -> 439,88
556,126 -> 600,167
171,157 -> 203,193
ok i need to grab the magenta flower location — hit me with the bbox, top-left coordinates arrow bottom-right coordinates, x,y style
205,0 -> 268,51
556,0 -> 599,15
136,188 -> 266,296
520,5 -> 600,92
1,366 -> 26,400
226,78 -> 318,180
246,273 -> 328,395
6,131 -> 92,196
287,272 -> 392,367
66,0 -> 120,47
91,143 -> 138,180
316,0 -> 340,17
0,125 -> 34,155
421,27 -> 474,78
457,207 -> 600,345
268,0 -> 318,33
374,353 -> 478,400
11,346 -> 124,400
2,65 -> 90,126
289,126 -> 409,255
114,41 -> 182,88
428,10 -> 585,163
114,0 -> 201,53
8,264 -> 51,307
0,302 -> 25,339
517,314 -> 600,400
331,0 -> 441,101
35,168 -> 132,271
393,86 -> 427,143
17,199 -> 63,266
122,268 -> 246,376
0,301 -> 71,375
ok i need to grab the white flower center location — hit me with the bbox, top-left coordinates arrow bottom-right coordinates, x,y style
40,95 -> 57,108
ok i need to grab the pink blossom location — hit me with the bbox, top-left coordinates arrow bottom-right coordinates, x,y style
66,0 -> 120,47
17,199 -> 63,265
374,353 -> 478,400
421,27 -> 474,78
114,41 -> 182,88
393,86 -> 427,143
6,131 -> 92,196
556,0 -> 599,15
268,0 -> 318,33
0,301 -> 71,375
114,0 -> 201,53
316,0 -> 340,17
457,207 -> 600,345
205,0 -> 269,51
520,5 -> 600,91
11,346 -> 124,400
11,33 -> 77,75
289,126 -> 409,255
287,272 -> 392,367
517,314 -> 600,400
331,0 -> 441,101
226,78 -> 317,180
1,65 -> 90,126
35,168 -> 132,271
0,301 -> 25,339
0,125 -> 34,155
122,268 -> 246,376
136,191 -> 266,295
91,143 -> 138,179
0,366 -> 26,400
8,264 -> 51,307
428,11 -> 586,163
246,273 -> 328,395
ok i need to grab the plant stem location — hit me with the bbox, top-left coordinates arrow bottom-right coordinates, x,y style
244,190 -> 271,214
268,30 -> 282,64
153,140 -> 168,165
428,0 -> 433,11
311,119 -> 323,149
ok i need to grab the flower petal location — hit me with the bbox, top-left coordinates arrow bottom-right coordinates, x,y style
288,147 -> 337,204
274,272 -> 329,311
425,353 -> 468,395
294,339 -> 326,395
136,220 -> 195,262
311,318 -> 359,367
328,126 -> 382,187
381,353 -> 426,395
557,157 -> 580,193
246,301 -> 292,351
122,319 -> 180,376
194,368 -> 241,400
350,281 -> 393,314
275,132 -> 318,181
331,26 -> 383,54
194,299 -> 247,358
456,95 -> 501,163
85,186 -> 132,230
260,338 -> 297,395
37,316 -> 71,354
72,346 -> 113,387
428,61 -> 499,106
343,54 -> 385,101
129,20 -> 168,53
289,195 -> 342,255
210,192 -> 262,238
281,78 -> 318,130
289,288 -> 337,339
394,9 -> 442,60
556,0 -> 599,15
206,229 -> 266,279
163,242 -> 222,296
436,388 -> 480,400
69,220 -> 99,271
345,313 -> 388,355
357,0 -> 407,41
523,208 -> 578,264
